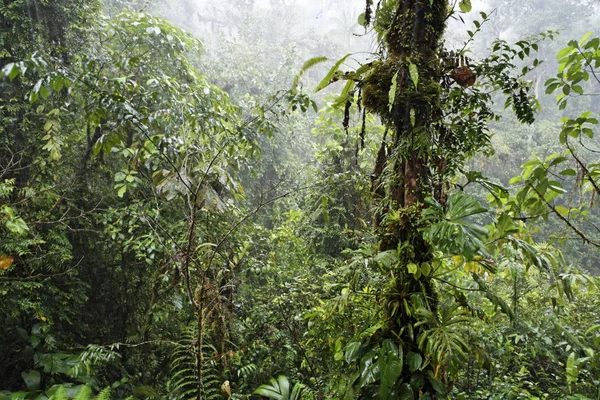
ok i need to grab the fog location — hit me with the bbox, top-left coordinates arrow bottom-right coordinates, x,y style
120,0 -> 599,103
3,0 -> 600,397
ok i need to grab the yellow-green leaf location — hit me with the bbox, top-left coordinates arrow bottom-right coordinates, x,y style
555,205 -> 570,216
388,71 -> 399,112
579,32 -> 593,46
459,0 -> 472,13
407,262 -> 418,275
408,62 -> 419,88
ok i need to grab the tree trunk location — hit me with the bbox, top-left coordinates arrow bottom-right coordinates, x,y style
365,0 -> 448,395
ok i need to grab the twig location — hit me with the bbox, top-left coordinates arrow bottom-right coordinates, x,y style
528,183 -> 600,247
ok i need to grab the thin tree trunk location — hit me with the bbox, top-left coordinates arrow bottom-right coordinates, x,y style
365,0 -> 448,394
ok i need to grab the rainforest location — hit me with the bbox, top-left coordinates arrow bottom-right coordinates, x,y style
1,0 -> 600,399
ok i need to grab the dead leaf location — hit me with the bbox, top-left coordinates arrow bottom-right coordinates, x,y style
0,255 -> 14,270
221,380 -> 231,397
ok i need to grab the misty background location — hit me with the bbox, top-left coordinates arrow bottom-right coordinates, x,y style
109,0 -> 600,270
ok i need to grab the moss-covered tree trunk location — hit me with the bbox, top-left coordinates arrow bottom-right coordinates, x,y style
364,0 -> 448,395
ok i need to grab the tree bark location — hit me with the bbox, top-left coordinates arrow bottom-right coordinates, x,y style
364,0 -> 448,395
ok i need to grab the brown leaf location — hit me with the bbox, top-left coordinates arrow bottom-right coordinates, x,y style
0,255 -> 14,270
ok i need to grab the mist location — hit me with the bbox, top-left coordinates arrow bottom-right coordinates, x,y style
2,0 -> 600,398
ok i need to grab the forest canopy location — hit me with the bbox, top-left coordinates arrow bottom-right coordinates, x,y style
1,0 -> 599,399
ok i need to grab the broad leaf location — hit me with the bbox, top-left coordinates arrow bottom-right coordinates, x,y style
379,348 -> 402,399
407,352 -> 422,372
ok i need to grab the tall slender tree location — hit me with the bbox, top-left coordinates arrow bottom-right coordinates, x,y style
363,0 -> 449,394
332,0 -> 541,396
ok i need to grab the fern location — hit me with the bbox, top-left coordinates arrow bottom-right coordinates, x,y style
74,385 -> 93,400
291,56 -> 328,93
49,386 -> 69,400
237,363 -> 257,379
167,325 -> 223,400
95,387 -> 111,400
132,385 -> 161,399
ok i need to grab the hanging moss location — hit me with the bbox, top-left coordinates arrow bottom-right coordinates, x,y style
361,59 -> 397,120
362,0 -> 447,124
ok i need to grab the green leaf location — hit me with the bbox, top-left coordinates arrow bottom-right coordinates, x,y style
345,342 -> 362,363
29,90 -> 39,104
407,263 -> 418,275
409,371 -> 425,391
388,71 -> 399,112
4,210 -> 30,236
427,371 -> 446,394
356,351 -> 378,387
459,0 -> 472,13
292,56 -> 328,93
566,352 -> 579,388
545,82 -> 561,94
289,383 -> 304,400
21,370 -> 40,391
254,376 -> 293,400
375,250 -> 398,269
379,350 -> 402,400
422,193 -> 488,259
408,62 -> 419,88
333,80 -> 356,107
579,32 -> 593,46
315,54 -> 352,92
555,205 -> 570,217
357,13 -> 366,27
398,383 -> 415,399
407,352 -> 422,372
585,324 -> 600,336
116,184 -> 127,198
96,387 -> 111,400
509,176 -> 522,184
420,262 -> 431,276
557,46 -> 575,59
7,63 -> 20,81
559,168 -> 577,176
73,385 -> 92,400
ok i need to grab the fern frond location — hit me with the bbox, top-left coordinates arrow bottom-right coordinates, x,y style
74,385 -> 93,400
291,56 -> 328,93
315,53 -> 353,92
237,362 -> 257,379
49,386 -> 69,400
95,386 -> 111,400
132,385 -> 161,400
168,325 -> 225,400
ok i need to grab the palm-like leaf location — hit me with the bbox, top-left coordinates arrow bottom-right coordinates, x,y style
254,376 -> 304,400
422,193 -> 489,259
415,302 -> 471,368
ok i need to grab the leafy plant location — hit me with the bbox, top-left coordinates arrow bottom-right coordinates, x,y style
254,376 -> 305,400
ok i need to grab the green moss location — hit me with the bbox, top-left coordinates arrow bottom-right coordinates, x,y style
363,0 -> 448,122
362,55 -> 442,124
362,59 -> 397,120
385,0 -> 447,58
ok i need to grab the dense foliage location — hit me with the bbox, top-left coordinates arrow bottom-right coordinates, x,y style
1,0 -> 599,399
